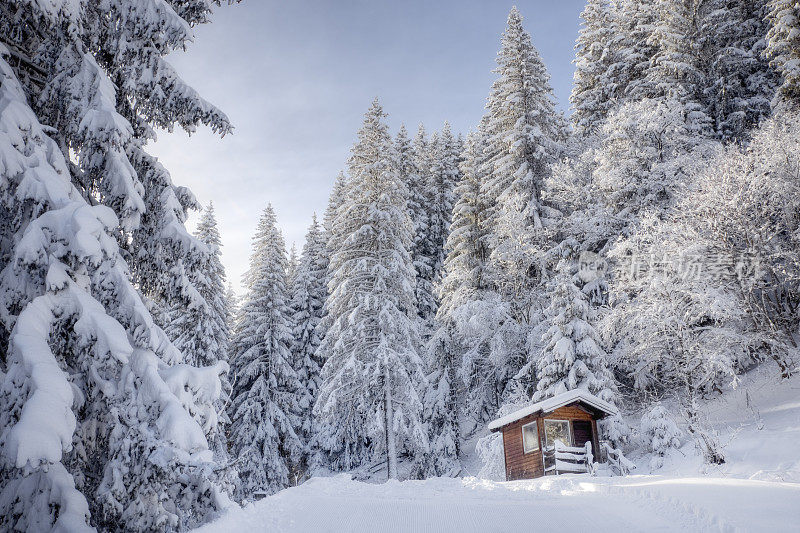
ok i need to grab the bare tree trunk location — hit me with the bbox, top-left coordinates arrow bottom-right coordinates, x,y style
385,365 -> 397,480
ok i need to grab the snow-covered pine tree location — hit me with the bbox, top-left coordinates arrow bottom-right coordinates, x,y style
613,0 -> 659,104
313,172 -> 346,377
166,203 -> 232,465
644,0 -> 711,135
396,123 -> 416,207
127,147 -> 209,332
435,122 -> 493,341
532,243 -> 617,404
698,0 -> 777,140
766,0 -> 800,106
593,96 -> 715,229
287,243 -> 299,287
398,124 -> 434,327
640,403 -> 682,470
166,203 -> 230,369
225,282 -> 240,329
428,125 -> 489,453
483,6 -> 566,322
426,122 -> 460,310
288,214 -> 328,469
228,206 -> 304,497
571,0 -> 620,135
431,117 -> 520,433
422,123 -> 494,476
315,100 -> 428,479
321,171 -> 347,284
412,127 -> 439,330
0,2 -> 236,529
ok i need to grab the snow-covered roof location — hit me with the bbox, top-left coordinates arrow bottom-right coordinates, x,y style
488,389 -> 619,431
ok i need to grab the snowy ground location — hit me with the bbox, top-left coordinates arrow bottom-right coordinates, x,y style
198,365 -> 800,532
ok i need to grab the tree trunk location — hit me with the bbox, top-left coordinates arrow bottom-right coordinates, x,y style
385,366 -> 397,480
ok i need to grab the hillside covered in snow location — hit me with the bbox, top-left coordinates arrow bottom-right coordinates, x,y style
198,364 -> 800,531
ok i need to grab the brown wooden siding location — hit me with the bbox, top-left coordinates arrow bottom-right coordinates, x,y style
502,412 -> 544,481
500,402 -> 602,481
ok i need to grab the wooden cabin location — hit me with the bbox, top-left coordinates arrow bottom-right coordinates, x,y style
488,390 -> 618,481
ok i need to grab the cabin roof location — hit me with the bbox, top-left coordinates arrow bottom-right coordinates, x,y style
487,389 -> 619,432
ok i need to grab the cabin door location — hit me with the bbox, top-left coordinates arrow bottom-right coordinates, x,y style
572,420 -> 593,448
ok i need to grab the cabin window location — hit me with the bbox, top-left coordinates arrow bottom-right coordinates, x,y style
521,421 -> 539,453
543,419 -> 571,448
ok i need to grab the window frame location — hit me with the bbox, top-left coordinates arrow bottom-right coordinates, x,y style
521,420 -> 540,454
543,419 -> 573,449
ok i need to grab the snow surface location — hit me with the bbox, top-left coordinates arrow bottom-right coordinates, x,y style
487,388 -> 618,431
198,363 -> 800,532
196,474 -> 800,532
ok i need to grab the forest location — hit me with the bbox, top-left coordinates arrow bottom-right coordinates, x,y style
1,0 -> 799,531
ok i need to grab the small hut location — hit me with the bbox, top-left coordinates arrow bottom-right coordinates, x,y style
488,389 -> 618,481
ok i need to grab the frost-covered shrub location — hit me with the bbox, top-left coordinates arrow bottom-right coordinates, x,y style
640,404 -> 683,470
476,395 -> 529,481
476,432 -> 505,481
601,414 -> 632,450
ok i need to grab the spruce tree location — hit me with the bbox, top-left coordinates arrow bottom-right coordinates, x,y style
766,0 -> 800,105
228,206 -> 304,497
644,0 -> 710,134
289,215 -> 328,465
165,203 -> 233,465
532,247 -> 617,404
0,3 -> 235,530
427,122 -> 460,307
166,203 -> 230,369
425,124 -> 495,475
571,0 -> 619,134
315,100 -> 427,479
412,127 -> 438,330
483,6 -> 566,321
698,0 -> 777,139
614,0 -> 659,104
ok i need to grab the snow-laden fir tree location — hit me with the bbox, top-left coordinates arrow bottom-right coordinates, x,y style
228,206 -> 304,497
698,0 -> 776,140
614,0 -> 659,104
395,124 -> 416,207
0,50 -> 231,533
127,147 -> 209,332
426,123 -> 460,313
288,215 -> 328,464
315,100 -> 428,479
766,0 -> 800,106
428,124 -> 490,454
410,126 -> 438,329
0,1 -> 236,529
483,6 -> 566,322
166,203 -> 230,369
164,203 -> 233,464
640,403 -> 682,470
321,171 -> 347,283
642,0 -> 711,135
398,124 -> 433,326
287,243 -> 299,287
593,96 -> 715,229
570,0 -> 620,135
532,243 -> 617,404
225,282 -> 240,329
431,118 -> 522,432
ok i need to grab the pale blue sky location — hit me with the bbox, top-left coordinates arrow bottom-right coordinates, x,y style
150,0 -> 586,292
